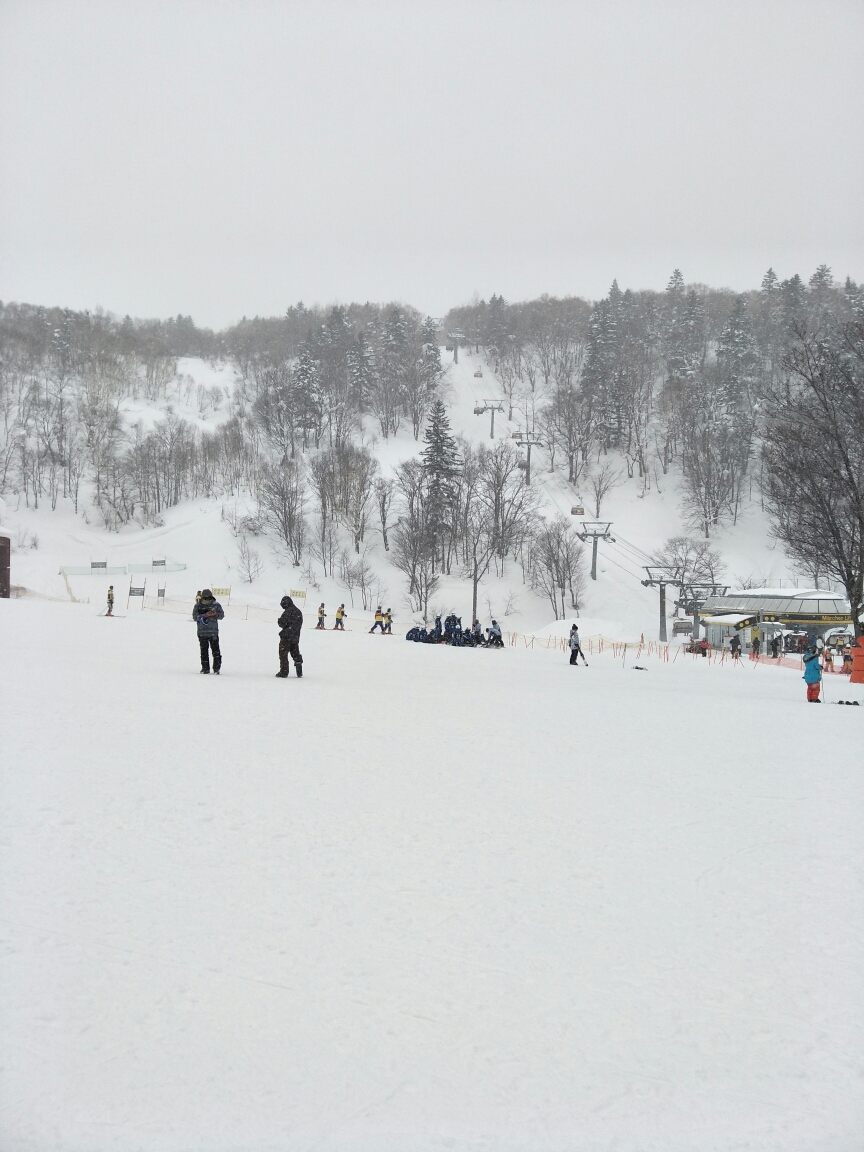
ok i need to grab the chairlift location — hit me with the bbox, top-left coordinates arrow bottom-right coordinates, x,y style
511,432 -> 522,440
570,505 -> 585,516
517,460 -> 528,470
473,369 -> 483,378
473,406 -> 484,415
445,344 -> 453,352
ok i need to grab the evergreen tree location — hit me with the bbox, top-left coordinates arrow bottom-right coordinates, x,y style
780,274 -> 806,326
717,296 -> 758,415
845,277 -> 864,320
421,397 -> 461,567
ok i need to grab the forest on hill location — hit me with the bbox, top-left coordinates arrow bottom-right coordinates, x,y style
1,268 -> 862,629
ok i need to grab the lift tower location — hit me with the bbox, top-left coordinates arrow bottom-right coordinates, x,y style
576,521 -> 615,581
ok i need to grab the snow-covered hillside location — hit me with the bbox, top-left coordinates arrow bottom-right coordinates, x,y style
1,348 -> 813,639
1,598 -> 862,1150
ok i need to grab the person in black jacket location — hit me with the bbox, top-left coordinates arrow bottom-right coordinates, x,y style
277,595 -> 304,677
193,589 -> 225,674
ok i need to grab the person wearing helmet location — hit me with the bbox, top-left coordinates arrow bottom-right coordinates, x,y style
369,606 -> 385,634
334,604 -> 346,630
316,603 -> 326,629
487,619 -> 503,648
277,595 -> 304,677
193,589 -> 225,674
383,608 -> 393,634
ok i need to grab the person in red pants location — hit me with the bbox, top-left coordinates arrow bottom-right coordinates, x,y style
803,645 -> 822,702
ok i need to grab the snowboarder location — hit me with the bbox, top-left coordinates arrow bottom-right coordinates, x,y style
369,606 -> 385,633
568,623 -> 588,665
334,604 -> 346,630
316,603 -> 326,629
276,595 -> 304,678
193,589 -> 225,674
803,644 -> 822,702
106,585 -> 114,616
383,608 -> 393,634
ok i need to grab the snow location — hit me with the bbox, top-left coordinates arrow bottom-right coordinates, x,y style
2,597 -> 862,1150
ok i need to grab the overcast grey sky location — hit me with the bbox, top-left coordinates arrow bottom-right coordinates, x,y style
1,0 -> 861,327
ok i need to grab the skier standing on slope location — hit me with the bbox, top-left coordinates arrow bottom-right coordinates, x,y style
277,595 -> 304,678
568,623 -> 588,665
316,603 -> 326,629
106,585 -> 114,616
383,608 -> 393,634
803,644 -> 822,702
487,619 -> 503,648
193,589 -> 225,674
369,606 -> 385,633
334,604 -> 346,630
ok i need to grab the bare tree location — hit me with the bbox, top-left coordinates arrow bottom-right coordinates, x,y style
258,460 -> 308,565
588,461 -> 622,518
374,477 -> 395,551
530,514 -> 586,619
309,515 -> 340,578
337,548 -> 360,607
762,321 -> 864,634
237,534 -> 264,583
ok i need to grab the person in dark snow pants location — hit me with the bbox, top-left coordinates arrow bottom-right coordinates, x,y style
193,589 -> 225,673
277,595 -> 304,677
106,585 -> 114,615
568,624 -> 587,665
803,645 -> 822,702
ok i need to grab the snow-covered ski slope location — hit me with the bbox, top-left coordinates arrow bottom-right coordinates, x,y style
1,598 -> 862,1150
2,346 -> 818,640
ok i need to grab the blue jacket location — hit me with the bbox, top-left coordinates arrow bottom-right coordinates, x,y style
803,652 -> 822,683
193,599 -> 224,638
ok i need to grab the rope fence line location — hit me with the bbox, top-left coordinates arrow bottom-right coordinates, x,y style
503,631 -> 854,675
136,599 -> 855,675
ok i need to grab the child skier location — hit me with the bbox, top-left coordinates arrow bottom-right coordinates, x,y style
277,595 -> 304,677
106,585 -> 114,616
383,608 -> 392,634
334,604 -> 346,630
803,645 -> 822,702
316,603 -> 326,629
369,606 -> 385,633
193,589 -> 225,674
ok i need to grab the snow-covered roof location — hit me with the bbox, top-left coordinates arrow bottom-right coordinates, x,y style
702,593 -> 850,617
727,588 -> 830,600
703,613 -> 754,626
